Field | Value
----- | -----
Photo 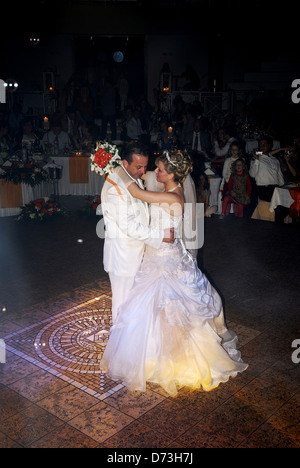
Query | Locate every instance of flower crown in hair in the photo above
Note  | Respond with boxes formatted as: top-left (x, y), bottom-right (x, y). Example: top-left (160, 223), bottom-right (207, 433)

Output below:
top-left (163, 150), bottom-right (177, 167)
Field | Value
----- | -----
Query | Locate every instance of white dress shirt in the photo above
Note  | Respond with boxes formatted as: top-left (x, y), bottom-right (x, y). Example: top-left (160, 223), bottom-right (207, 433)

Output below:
top-left (213, 137), bottom-right (237, 157)
top-left (42, 130), bottom-right (71, 151)
top-left (126, 117), bottom-right (143, 140)
top-left (249, 153), bottom-right (285, 187)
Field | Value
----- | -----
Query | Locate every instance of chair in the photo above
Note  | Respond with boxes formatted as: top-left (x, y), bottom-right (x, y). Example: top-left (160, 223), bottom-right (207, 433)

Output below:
top-left (251, 199), bottom-right (275, 222)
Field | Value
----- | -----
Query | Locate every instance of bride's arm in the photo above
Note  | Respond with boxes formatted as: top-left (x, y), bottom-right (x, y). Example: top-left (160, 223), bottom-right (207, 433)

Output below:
top-left (127, 181), bottom-right (183, 207)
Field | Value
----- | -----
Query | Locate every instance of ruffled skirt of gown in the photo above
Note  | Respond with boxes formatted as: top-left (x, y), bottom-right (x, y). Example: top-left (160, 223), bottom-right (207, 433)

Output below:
top-left (101, 241), bottom-right (248, 397)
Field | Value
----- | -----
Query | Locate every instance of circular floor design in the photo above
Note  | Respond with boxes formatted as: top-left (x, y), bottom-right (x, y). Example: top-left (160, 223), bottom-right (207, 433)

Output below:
top-left (34, 310), bottom-right (111, 374)
top-left (4, 293), bottom-right (124, 399)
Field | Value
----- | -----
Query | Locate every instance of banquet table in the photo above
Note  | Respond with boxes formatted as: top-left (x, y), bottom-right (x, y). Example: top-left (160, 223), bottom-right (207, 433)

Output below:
top-left (0, 154), bottom-right (104, 217)
top-left (51, 156), bottom-right (103, 196)
top-left (269, 186), bottom-right (295, 213)
top-left (0, 180), bottom-right (52, 217)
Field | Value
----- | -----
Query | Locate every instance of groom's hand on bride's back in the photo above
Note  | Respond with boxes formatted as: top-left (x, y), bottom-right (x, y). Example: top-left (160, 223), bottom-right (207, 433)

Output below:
top-left (163, 228), bottom-right (175, 244)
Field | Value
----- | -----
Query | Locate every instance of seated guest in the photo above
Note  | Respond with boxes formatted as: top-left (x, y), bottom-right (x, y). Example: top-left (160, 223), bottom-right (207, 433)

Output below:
top-left (157, 120), bottom-right (177, 151)
top-left (190, 119), bottom-right (211, 156)
top-left (21, 120), bottom-right (40, 152)
top-left (212, 126), bottom-right (237, 159)
top-left (249, 136), bottom-right (285, 202)
top-left (270, 145), bottom-right (300, 183)
top-left (77, 121), bottom-right (93, 152)
top-left (220, 159), bottom-right (252, 218)
top-left (284, 147), bottom-right (300, 181)
top-left (126, 107), bottom-right (144, 141)
top-left (42, 120), bottom-right (71, 154)
top-left (61, 107), bottom-right (83, 149)
top-left (211, 126), bottom-right (237, 176)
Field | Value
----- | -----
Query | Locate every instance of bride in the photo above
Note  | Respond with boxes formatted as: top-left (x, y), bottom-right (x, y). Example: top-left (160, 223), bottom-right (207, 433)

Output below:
top-left (100, 150), bottom-right (248, 397)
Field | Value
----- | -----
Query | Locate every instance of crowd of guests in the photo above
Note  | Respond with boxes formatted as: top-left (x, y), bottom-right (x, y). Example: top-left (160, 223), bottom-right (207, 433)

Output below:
top-left (0, 106), bottom-right (95, 163)
top-left (195, 134), bottom-right (300, 222)
top-left (1, 92), bottom-right (300, 222)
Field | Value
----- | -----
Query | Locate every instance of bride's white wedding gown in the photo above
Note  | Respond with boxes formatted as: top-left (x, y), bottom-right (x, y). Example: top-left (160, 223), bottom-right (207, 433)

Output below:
top-left (101, 204), bottom-right (248, 397)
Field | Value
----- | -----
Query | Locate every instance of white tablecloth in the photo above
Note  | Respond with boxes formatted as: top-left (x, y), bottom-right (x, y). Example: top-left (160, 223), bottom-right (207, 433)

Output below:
top-left (51, 157), bottom-right (104, 196)
top-left (0, 156), bottom-right (104, 217)
top-left (245, 139), bottom-right (280, 154)
top-left (269, 186), bottom-right (294, 212)
top-left (0, 182), bottom-right (52, 217)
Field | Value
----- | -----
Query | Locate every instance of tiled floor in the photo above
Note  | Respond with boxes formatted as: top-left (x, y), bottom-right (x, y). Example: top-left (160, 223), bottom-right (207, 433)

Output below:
top-left (2, 289), bottom-right (123, 400)
top-left (0, 210), bottom-right (299, 448)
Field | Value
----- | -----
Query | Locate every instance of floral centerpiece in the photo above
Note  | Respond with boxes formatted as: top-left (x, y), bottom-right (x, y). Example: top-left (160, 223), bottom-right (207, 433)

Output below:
top-left (1, 161), bottom-right (49, 187)
top-left (79, 195), bottom-right (103, 217)
top-left (90, 141), bottom-right (121, 178)
top-left (17, 198), bottom-right (65, 222)
top-left (87, 195), bottom-right (102, 213)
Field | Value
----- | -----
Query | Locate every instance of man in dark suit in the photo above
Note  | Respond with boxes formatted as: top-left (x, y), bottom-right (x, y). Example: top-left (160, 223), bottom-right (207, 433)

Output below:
top-left (191, 119), bottom-right (212, 155)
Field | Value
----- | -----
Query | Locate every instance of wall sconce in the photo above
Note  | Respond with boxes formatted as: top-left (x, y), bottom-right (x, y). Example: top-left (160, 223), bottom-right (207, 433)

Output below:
top-left (4, 79), bottom-right (19, 92)
top-left (30, 35), bottom-right (40, 45)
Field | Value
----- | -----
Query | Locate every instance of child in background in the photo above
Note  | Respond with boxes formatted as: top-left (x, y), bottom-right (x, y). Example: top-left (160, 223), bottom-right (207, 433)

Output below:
top-left (220, 158), bottom-right (252, 218)
top-left (222, 142), bottom-right (244, 183)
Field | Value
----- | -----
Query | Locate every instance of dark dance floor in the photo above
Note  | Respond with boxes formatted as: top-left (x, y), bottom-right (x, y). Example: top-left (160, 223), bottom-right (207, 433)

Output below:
top-left (0, 202), bottom-right (299, 448)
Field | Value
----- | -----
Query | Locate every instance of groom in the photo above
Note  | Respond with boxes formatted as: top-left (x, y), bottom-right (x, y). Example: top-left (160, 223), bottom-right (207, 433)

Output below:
top-left (101, 141), bottom-right (174, 323)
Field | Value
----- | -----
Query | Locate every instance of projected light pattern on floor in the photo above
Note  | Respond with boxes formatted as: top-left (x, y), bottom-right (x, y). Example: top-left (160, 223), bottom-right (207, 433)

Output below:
top-left (3, 294), bottom-right (124, 400)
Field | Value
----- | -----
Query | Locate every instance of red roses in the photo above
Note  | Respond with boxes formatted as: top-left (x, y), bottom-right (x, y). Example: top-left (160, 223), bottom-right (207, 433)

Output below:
top-left (18, 198), bottom-right (64, 222)
top-left (94, 148), bottom-right (113, 169)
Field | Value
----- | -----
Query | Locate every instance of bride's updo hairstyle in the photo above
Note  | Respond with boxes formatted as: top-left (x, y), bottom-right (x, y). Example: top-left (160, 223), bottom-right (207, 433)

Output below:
top-left (156, 150), bottom-right (193, 185)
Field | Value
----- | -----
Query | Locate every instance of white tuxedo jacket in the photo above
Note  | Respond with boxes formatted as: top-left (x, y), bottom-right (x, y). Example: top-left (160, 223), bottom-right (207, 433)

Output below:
top-left (101, 165), bottom-right (164, 277)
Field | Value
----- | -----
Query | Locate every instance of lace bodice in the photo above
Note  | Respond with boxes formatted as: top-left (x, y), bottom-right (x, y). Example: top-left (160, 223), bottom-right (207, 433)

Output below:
top-left (145, 204), bottom-right (184, 257)
top-left (150, 203), bottom-right (182, 235)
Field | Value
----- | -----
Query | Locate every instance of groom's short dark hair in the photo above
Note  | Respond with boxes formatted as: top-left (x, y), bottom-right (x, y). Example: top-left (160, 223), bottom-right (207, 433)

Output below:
top-left (122, 141), bottom-right (149, 164)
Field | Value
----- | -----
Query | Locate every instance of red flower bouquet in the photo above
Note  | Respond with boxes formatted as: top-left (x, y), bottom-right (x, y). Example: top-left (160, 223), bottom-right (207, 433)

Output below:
top-left (90, 142), bottom-right (121, 178)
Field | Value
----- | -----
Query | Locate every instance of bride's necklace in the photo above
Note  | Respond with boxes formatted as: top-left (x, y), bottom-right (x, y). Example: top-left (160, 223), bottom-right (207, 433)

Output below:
top-left (166, 184), bottom-right (180, 193)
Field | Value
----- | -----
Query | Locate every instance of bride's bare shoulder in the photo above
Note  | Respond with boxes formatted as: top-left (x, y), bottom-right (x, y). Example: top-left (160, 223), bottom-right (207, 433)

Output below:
top-left (155, 197), bottom-right (184, 217)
